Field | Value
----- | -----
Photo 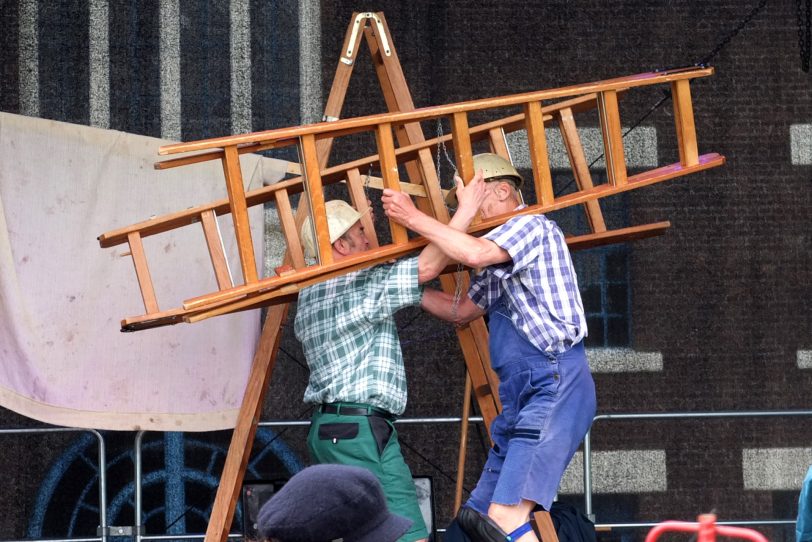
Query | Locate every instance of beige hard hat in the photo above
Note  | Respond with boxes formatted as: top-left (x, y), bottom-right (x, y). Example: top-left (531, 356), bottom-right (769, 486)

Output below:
top-left (300, 200), bottom-right (368, 258)
top-left (444, 153), bottom-right (523, 207)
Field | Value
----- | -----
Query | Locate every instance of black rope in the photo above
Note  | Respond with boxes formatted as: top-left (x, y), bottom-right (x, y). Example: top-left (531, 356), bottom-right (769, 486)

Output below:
top-left (799, 0), bottom-right (812, 72)
top-left (553, 0), bottom-right (769, 199)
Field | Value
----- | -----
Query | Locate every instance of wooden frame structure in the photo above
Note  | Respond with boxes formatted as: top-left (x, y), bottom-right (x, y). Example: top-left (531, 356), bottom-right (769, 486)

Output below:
top-left (98, 12), bottom-right (724, 542)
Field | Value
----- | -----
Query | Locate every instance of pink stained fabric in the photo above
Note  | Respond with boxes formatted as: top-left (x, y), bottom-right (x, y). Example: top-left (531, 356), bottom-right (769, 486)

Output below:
top-left (0, 113), bottom-right (289, 431)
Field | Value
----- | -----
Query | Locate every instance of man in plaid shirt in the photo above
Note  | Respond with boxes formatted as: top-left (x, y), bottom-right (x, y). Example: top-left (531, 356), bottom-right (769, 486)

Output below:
top-left (295, 188), bottom-right (485, 542)
top-left (383, 154), bottom-right (596, 542)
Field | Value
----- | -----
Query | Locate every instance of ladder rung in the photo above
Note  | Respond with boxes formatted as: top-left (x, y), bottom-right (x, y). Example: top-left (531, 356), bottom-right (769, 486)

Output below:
top-left (375, 122), bottom-right (409, 245)
top-left (221, 145), bottom-right (259, 283)
top-left (346, 168), bottom-right (380, 249)
top-left (273, 189), bottom-right (306, 270)
top-left (200, 210), bottom-right (234, 290)
top-left (126, 232), bottom-right (159, 314)
top-left (598, 90), bottom-right (627, 187)
top-left (671, 79), bottom-right (699, 167)
top-left (524, 101), bottom-right (555, 205)
top-left (557, 107), bottom-right (607, 233)
top-left (450, 111), bottom-right (474, 181)
top-left (299, 133), bottom-right (333, 265)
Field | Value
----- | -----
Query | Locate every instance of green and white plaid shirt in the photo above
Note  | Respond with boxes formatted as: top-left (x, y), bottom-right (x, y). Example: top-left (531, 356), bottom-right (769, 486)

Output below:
top-left (294, 257), bottom-right (423, 416)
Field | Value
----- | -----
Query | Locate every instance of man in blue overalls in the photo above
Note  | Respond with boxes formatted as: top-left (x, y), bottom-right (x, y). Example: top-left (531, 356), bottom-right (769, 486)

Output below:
top-left (383, 153), bottom-right (596, 542)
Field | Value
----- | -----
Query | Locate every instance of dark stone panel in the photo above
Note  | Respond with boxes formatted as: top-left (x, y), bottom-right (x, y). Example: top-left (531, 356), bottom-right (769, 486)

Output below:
top-left (251, 0), bottom-right (299, 162)
top-left (108, 1), bottom-right (161, 136)
top-left (180, 1), bottom-right (231, 141)
top-left (38, 0), bottom-right (89, 124)
top-left (0, 0), bottom-right (20, 112)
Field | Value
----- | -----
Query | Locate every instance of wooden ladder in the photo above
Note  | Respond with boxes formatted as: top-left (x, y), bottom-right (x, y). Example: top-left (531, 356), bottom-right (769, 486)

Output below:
top-left (98, 13), bottom-right (724, 542)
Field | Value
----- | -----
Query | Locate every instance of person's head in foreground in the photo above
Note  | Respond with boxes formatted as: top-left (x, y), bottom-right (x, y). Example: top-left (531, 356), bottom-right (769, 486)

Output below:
top-left (257, 464), bottom-right (413, 542)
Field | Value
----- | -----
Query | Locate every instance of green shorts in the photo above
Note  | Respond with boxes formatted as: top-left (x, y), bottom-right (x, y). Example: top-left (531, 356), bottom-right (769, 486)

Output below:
top-left (308, 404), bottom-right (428, 542)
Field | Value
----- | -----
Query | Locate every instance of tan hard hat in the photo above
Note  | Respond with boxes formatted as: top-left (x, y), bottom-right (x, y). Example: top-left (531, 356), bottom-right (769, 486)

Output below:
top-left (444, 153), bottom-right (523, 207)
top-left (300, 200), bottom-right (367, 258)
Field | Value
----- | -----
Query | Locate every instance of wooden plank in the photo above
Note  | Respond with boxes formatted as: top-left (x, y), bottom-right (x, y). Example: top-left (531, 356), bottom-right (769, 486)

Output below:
top-left (558, 107), bottom-right (607, 233)
top-left (524, 101), bottom-right (555, 205)
top-left (375, 122), bottom-right (409, 245)
top-left (273, 189), bottom-right (306, 269)
top-left (346, 168), bottom-right (380, 249)
top-left (200, 210), bottom-right (233, 290)
top-left (299, 133), bottom-right (333, 265)
top-left (203, 303), bottom-right (288, 542)
top-left (671, 79), bottom-right (699, 167)
top-left (566, 221), bottom-right (670, 251)
top-left (353, 174), bottom-right (429, 197)
top-left (316, 12), bottom-right (368, 166)
top-left (534, 511), bottom-right (560, 542)
top-left (157, 67), bottom-right (715, 156)
top-left (598, 90), bottom-right (627, 187)
top-left (454, 374), bottom-right (472, 513)
top-left (221, 146), bottom-right (258, 283)
top-left (127, 232), bottom-right (159, 314)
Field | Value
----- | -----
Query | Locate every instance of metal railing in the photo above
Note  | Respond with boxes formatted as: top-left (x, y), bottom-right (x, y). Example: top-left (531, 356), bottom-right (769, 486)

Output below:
top-left (584, 409), bottom-right (812, 531)
top-left (2, 410), bottom-right (808, 542)
top-left (0, 427), bottom-right (107, 542)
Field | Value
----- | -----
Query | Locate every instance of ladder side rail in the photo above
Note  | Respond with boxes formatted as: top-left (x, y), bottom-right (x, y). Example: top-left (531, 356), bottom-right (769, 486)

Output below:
top-left (363, 13), bottom-right (446, 219)
top-left (299, 134), bottom-right (333, 265)
top-left (200, 210), bottom-right (234, 289)
top-left (671, 79), bottom-right (700, 167)
top-left (597, 90), bottom-right (628, 187)
top-left (99, 175), bottom-right (304, 248)
top-left (141, 220), bottom-right (672, 330)
top-left (346, 168), bottom-right (381, 249)
top-left (315, 12), bottom-right (369, 167)
top-left (126, 232), bottom-right (160, 314)
top-left (153, 91), bottom-right (601, 174)
top-left (556, 107), bottom-right (608, 233)
top-left (157, 68), bottom-right (715, 157)
top-left (524, 100), bottom-right (556, 206)
top-left (177, 152), bottom-right (724, 314)
top-left (221, 146), bottom-right (259, 283)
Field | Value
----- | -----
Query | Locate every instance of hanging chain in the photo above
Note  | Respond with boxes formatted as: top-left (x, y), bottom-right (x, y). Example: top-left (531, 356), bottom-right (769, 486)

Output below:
top-left (450, 263), bottom-right (465, 324)
top-left (363, 164), bottom-right (373, 203)
top-left (798, 0), bottom-right (811, 72)
top-left (435, 118), bottom-right (458, 191)
top-left (434, 118), bottom-right (466, 320)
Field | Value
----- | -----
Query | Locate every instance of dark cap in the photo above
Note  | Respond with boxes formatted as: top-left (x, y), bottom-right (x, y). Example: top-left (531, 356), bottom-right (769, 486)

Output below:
top-left (257, 464), bottom-right (413, 542)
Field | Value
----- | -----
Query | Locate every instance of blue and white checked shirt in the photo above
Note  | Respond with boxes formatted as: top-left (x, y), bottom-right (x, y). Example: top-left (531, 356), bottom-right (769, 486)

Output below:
top-left (294, 257), bottom-right (423, 416)
top-left (468, 213), bottom-right (587, 354)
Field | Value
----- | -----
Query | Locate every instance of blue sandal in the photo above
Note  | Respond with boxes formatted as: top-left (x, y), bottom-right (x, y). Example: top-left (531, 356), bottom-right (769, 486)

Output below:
top-left (457, 506), bottom-right (535, 542)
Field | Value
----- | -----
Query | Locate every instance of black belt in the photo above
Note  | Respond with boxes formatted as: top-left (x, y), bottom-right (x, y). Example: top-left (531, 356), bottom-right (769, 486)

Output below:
top-left (319, 403), bottom-right (396, 420)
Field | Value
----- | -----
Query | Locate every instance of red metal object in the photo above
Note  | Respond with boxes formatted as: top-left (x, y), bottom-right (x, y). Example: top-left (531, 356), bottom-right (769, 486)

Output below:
top-left (645, 514), bottom-right (769, 542)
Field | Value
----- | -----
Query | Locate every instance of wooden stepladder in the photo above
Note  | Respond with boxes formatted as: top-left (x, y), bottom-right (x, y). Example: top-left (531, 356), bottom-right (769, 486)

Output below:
top-left (98, 12), bottom-right (725, 542)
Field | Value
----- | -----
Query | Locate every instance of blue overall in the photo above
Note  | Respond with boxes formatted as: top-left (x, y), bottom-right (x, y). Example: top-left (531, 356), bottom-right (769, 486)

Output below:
top-left (466, 299), bottom-right (597, 513)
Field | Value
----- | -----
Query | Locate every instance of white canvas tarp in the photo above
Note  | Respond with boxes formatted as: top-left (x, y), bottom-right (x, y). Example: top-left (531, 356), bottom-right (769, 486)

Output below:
top-left (0, 112), bottom-right (289, 431)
